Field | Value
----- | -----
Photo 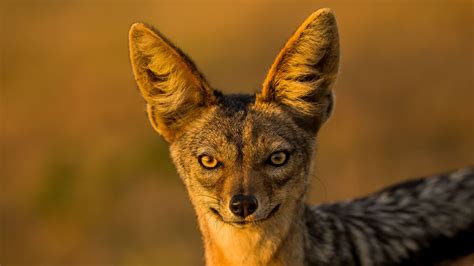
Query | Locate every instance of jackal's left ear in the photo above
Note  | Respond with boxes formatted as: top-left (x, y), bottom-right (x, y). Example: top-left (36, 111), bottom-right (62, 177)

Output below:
top-left (257, 8), bottom-right (339, 130)
top-left (129, 23), bottom-right (216, 142)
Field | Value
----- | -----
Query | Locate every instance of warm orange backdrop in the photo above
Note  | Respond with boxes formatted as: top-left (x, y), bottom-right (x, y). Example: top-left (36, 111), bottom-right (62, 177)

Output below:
top-left (1, 1), bottom-right (473, 265)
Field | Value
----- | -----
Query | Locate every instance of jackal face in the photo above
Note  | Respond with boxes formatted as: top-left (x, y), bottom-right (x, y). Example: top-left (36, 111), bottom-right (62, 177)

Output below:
top-left (129, 9), bottom-right (339, 228)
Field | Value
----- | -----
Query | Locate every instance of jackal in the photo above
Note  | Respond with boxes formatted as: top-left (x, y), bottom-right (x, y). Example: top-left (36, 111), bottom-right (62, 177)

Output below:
top-left (128, 8), bottom-right (474, 266)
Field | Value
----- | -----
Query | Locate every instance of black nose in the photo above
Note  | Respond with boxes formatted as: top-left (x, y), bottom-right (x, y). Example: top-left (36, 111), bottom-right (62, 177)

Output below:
top-left (229, 194), bottom-right (258, 218)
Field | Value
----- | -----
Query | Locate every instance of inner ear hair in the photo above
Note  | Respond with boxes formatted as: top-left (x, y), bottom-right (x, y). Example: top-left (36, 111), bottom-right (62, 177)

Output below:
top-left (129, 23), bottom-right (216, 142)
top-left (257, 8), bottom-right (340, 125)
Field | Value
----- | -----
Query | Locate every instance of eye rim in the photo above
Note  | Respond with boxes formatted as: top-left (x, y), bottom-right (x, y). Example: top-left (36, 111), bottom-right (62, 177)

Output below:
top-left (267, 151), bottom-right (290, 167)
top-left (198, 154), bottom-right (221, 169)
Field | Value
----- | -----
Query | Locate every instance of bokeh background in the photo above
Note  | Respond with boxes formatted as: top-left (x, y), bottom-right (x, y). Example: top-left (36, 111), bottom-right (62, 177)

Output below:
top-left (1, 0), bottom-right (473, 265)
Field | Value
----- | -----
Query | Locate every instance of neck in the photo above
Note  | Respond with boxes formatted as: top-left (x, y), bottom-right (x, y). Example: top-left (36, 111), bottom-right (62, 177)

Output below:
top-left (196, 203), bottom-right (307, 266)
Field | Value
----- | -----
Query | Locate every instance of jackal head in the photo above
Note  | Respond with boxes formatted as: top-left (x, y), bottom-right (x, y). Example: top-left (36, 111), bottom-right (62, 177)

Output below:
top-left (129, 9), bottom-right (339, 229)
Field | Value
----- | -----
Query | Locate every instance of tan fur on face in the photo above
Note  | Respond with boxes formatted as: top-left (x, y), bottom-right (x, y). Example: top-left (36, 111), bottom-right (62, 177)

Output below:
top-left (257, 8), bottom-right (339, 124)
top-left (201, 206), bottom-right (306, 266)
top-left (129, 8), bottom-right (340, 266)
top-left (168, 101), bottom-right (314, 266)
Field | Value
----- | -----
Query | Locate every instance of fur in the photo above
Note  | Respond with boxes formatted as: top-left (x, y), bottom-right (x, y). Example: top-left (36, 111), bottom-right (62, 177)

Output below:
top-left (128, 8), bottom-right (474, 266)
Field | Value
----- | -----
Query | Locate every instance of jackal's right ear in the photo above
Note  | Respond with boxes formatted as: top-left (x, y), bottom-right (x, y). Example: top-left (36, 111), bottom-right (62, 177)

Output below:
top-left (129, 23), bottom-right (216, 142)
top-left (257, 8), bottom-right (339, 132)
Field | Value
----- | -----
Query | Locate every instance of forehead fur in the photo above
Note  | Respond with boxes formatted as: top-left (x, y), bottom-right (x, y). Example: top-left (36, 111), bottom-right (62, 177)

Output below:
top-left (172, 92), bottom-right (314, 159)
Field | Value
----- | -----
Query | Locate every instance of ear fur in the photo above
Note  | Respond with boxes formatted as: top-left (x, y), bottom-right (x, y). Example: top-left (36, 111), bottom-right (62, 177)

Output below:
top-left (257, 8), bottom-right (340, 129)
top-left (129, 23), bottom-right (216, 142)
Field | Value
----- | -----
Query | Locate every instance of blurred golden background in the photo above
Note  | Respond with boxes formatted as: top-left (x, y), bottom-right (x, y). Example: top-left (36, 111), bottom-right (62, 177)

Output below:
top-left (1, 0), bottom-right (473, 265)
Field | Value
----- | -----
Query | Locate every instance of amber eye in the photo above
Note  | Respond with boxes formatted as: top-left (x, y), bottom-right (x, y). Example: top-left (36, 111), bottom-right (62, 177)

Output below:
top-left (199, 155), bottom-right (219, 169)
top-left (268, 151), bottom-right (288, 166)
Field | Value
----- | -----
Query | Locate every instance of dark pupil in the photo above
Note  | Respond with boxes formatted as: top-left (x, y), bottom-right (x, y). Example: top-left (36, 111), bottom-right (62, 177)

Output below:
top-left (273, 154), bottom-right (283, 162)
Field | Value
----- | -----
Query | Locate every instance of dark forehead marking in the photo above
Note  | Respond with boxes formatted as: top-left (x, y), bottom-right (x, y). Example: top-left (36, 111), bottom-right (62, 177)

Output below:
top-left (215, 93), bottom-right (255, 116)
top-left (213, 93), bottom-right (255, 162)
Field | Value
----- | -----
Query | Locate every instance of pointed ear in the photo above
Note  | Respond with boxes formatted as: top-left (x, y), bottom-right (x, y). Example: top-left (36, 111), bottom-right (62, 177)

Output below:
top-left (129, 23), bottom-right (216, 142)
top-left (257, 8), bottom-right (340, 131)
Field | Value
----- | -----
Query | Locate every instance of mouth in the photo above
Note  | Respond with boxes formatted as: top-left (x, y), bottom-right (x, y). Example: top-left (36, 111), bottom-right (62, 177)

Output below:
top-left (209, 204), bottom-right (281, 226)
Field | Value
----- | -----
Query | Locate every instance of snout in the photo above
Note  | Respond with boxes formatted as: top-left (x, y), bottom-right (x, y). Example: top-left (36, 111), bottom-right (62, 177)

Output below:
top-left (229, 194), bottom-right (258, 218)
